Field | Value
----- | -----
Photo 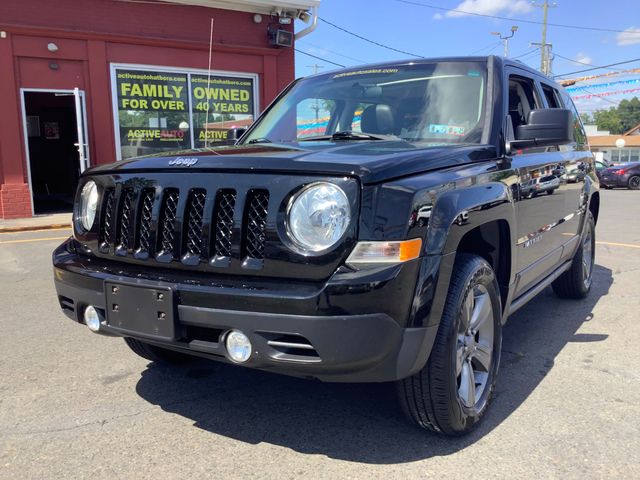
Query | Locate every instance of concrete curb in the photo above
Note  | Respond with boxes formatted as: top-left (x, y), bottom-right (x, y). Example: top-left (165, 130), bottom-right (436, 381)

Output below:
top-left (0, 223), bottom-right (72, 233)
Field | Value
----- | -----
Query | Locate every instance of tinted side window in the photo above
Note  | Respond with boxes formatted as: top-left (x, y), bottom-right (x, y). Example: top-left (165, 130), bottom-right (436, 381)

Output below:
top-left (560, 92), bottom-right (587, 146)
top-left (541, 84), bottom-right (562, 108)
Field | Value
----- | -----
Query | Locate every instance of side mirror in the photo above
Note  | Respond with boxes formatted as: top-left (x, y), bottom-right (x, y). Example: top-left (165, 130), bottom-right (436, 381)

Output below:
top-left (509, 108), bottom-right (573, 151)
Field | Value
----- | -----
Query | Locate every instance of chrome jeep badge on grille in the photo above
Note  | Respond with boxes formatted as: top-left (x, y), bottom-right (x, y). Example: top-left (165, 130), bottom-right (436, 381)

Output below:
top-left (168, 157), bottom-right (199, 167)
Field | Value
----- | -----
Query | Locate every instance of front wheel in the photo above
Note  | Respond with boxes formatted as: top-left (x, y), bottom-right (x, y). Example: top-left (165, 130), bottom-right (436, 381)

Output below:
top-left (552, 210), bottom-right (595, 299)
top-left (629, 176), bottom-right (640, 190)
top-left (397, 254), bottom-right (502, 435)
top-left (546, 189), bottom-right (554, 195)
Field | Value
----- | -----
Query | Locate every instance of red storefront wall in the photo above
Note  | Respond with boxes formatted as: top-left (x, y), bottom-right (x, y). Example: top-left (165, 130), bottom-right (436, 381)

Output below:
top-left (0, 0), bottom-right (294, 218)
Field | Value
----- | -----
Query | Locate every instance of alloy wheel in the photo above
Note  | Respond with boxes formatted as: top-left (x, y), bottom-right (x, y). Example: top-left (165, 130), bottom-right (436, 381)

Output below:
top-left (456, 284), bottom-right (494, 410)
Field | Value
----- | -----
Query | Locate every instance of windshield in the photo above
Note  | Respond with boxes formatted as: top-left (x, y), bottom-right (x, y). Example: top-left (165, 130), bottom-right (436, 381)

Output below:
top-left (243, 61), bottom-right (488, 146)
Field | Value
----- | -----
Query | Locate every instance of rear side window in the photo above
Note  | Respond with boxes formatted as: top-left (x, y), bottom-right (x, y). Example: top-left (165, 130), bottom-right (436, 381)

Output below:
top-left (541, 84), bottom-right (563, 108)
top-left (560, 92), bottom-right (587, 146)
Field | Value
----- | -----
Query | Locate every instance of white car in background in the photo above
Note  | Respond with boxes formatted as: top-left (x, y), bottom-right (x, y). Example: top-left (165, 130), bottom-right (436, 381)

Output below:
top-left (522, 174), bottom-right (560, 198)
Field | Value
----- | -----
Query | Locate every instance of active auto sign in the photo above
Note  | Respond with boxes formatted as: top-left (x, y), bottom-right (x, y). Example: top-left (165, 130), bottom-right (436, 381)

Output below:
top-left (113, 66), bottom-right (257, 160)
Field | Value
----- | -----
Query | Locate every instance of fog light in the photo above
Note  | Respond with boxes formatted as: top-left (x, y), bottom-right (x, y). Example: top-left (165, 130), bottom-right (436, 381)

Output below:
top-left (225, 330), bottom-right (252, 363)
top-left (84, 306), bottom-right (100, 332)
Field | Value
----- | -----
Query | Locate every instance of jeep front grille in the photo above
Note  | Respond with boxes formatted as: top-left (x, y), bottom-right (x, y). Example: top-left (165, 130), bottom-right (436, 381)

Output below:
top-left (136, 189), bottom-right (155, 257)
top-left (157, 189), bottom-right (179, 262)
top-left (244, 190), bottom-right (269, 261)
top-left (97, 184), bottom-right (270, 268)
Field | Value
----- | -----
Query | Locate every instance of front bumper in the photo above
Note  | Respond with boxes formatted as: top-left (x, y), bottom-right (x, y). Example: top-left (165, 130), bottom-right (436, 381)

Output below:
top-left (53, 239), bottom-right (438, 382)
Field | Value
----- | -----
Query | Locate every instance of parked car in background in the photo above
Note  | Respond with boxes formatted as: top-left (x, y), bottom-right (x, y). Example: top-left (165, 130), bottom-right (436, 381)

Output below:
top-left (599, 162), bottom-right (640, 190)
top-left (522, 174), bottom-right (560, 198)
top-left (566, 164), bottom-right (586, 183)
top-left (595, 159), bottom-right (610, 180)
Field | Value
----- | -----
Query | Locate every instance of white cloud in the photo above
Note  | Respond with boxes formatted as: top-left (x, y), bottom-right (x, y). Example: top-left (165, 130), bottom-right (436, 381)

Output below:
top-left (437, 0), bottom-right (533, 19)
top-left (575, 52), bottom-right (592, 65)
top-left (617, 27), bottom-right (640, 46)
top-left (433, 13), bottom-right (444, 20)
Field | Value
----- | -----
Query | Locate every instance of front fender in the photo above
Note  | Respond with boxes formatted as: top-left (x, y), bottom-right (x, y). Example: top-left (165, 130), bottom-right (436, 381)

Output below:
top-left (424, 181), bottom-right (516, 255)
top-left (409, 181), bottom-right (517, 330)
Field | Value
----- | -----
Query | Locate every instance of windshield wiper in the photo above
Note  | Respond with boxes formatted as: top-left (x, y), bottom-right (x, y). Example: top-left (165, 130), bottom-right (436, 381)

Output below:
top-left (299, 130), bottom-right (400, 142)
top-left (247, 137), bottom-right (272, 144)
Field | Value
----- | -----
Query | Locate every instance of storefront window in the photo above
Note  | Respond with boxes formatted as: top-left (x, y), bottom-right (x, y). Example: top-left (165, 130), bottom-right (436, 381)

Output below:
top-left (190, 74), bottom-right (255, 149)
top-left (112, 66), bottom-right (257, 160)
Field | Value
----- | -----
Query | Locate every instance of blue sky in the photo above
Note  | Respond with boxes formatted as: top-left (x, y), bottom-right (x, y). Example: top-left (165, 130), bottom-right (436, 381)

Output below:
top-left (294, 0), bottom-right (640, 115)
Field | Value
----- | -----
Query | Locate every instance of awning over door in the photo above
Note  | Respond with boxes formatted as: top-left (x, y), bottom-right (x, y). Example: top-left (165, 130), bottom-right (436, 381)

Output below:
top-left (159, 0), bottom-right (320, 15)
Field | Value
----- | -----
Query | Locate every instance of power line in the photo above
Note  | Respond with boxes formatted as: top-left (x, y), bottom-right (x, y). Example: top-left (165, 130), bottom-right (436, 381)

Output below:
top-left (318, 18), bottom-right (425, 58)
top-left (554, 58), bottom-right (640, 78)
top-left (553, 52), bottom-right (623, 72)
top-left (298, 40), bottom-right (366, 64)
top-left (394, 0), bottom-right (629, 33)
top-left (468, 40), bottom-right (502, 56)
top-left (511, 46), bottom-right (541, 60)
top-left (294, 48), bottom-right (346, 68)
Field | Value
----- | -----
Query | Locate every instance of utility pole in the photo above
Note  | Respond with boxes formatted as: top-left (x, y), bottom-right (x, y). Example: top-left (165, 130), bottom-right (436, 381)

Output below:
top-left (491, 26), bottom-right (518, 57)
top-left (307, 64), bottom-right (324, 75)
top-left (532, 0), bottom-right (556, 74)
top-left (307, 64), bottom-right (324, 121)
top-left (531, 42), bottom-right (554, 75)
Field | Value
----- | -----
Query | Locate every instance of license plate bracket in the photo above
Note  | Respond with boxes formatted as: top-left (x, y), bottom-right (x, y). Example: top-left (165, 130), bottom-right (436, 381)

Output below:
top-left (105, 282), bottom-right (176, 340)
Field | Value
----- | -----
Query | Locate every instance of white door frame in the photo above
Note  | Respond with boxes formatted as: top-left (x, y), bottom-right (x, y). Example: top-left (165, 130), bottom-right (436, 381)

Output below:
top-left (19, 88), bottom-right (90, 216)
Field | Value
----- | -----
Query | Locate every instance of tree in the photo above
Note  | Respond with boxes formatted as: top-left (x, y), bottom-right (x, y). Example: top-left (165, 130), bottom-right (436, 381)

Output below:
top-left (579, 112), bottom-right (593, 125)
top-left (591, 96), bottom-right (640, 134)
top-left (593, 108), bottom-right (623, 134)
top-left (617, 97), bottom-right (640, 132)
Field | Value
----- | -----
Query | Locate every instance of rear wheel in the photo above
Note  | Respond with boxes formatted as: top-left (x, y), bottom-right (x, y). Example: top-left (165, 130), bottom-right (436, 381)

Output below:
top-left (124, 337), bottom-right (194, 365)
top-left (552, 211), bottom-right (595, 299)
top-left (629, 176), bottom-right (640, 190)
top-left (546, 189), bottom-right (554, 195)
top-left (397, 254), bottom-right (502, 436)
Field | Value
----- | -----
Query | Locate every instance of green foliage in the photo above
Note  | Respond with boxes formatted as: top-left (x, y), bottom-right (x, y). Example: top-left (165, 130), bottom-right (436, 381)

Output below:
top-left (579, 112), bottom-right (593, 125)
top-left (593, 108), bottom-right (622, 134)
top-left (591, 96), bottom-right (640, 135)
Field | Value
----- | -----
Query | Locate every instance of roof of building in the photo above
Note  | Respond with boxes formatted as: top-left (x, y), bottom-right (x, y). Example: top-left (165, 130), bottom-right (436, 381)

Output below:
top-left (623, 123), bottom-right (640, 136)
top-left (160, 0), bottom-right (320, 14)
top-left (588, 135), bottom-right (640, 147)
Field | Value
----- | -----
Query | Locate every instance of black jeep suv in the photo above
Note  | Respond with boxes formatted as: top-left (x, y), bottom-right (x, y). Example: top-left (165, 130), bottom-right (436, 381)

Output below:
top-left (53, 56), bottom-right (599, 436)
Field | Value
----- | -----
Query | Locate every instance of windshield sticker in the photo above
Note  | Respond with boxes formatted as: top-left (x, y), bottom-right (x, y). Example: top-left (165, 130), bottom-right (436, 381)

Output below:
top-left (428, 124), bottom-right (466, 136)
top-left (467, 70), bottom-right (481, 77)
top-left (332, 68), bottom-right (399, 79)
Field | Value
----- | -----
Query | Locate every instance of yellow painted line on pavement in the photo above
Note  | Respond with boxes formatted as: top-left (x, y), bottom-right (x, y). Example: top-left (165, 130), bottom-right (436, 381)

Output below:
top-left (597, 241), bottom-right (640, 249)
top-left (0, 236), bottom-right (69, 245)
top-left (0, 226), bottom-right (71, 235)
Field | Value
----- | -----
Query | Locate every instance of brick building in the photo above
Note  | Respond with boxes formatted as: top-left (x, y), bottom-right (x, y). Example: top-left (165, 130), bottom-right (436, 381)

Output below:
top-left (0, 0), bottom-right (318, 218)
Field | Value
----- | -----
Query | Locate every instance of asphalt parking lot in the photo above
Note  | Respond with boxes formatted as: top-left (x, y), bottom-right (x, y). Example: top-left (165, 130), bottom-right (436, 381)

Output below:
top-left (1, 189), bottom-right (639, 479)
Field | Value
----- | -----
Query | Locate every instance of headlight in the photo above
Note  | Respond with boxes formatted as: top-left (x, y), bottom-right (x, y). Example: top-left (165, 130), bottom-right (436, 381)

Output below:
top-left (287, 182), bottom-right (351, 253)
top-left (79, 180), bottom-right (99, 231)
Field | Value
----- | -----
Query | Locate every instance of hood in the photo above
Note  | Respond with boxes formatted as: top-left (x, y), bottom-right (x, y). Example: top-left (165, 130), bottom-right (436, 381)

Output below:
top-left (87, 141), bottom-right (497, 184)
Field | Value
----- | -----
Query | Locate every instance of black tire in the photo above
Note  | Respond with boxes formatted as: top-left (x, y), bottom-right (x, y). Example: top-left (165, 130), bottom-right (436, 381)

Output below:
top-left (552, 210), bottom-right (595, 299)
top-left (628, 175), bottom-right (640, 190)
top-left (397, 254), bottom-right (502, 436)
top-left (546, 189), bottom-right (554, 195)
top-left (124, 337), bottom-right (194, 365)
top-left (602, 185), bottom-right (612, 190)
